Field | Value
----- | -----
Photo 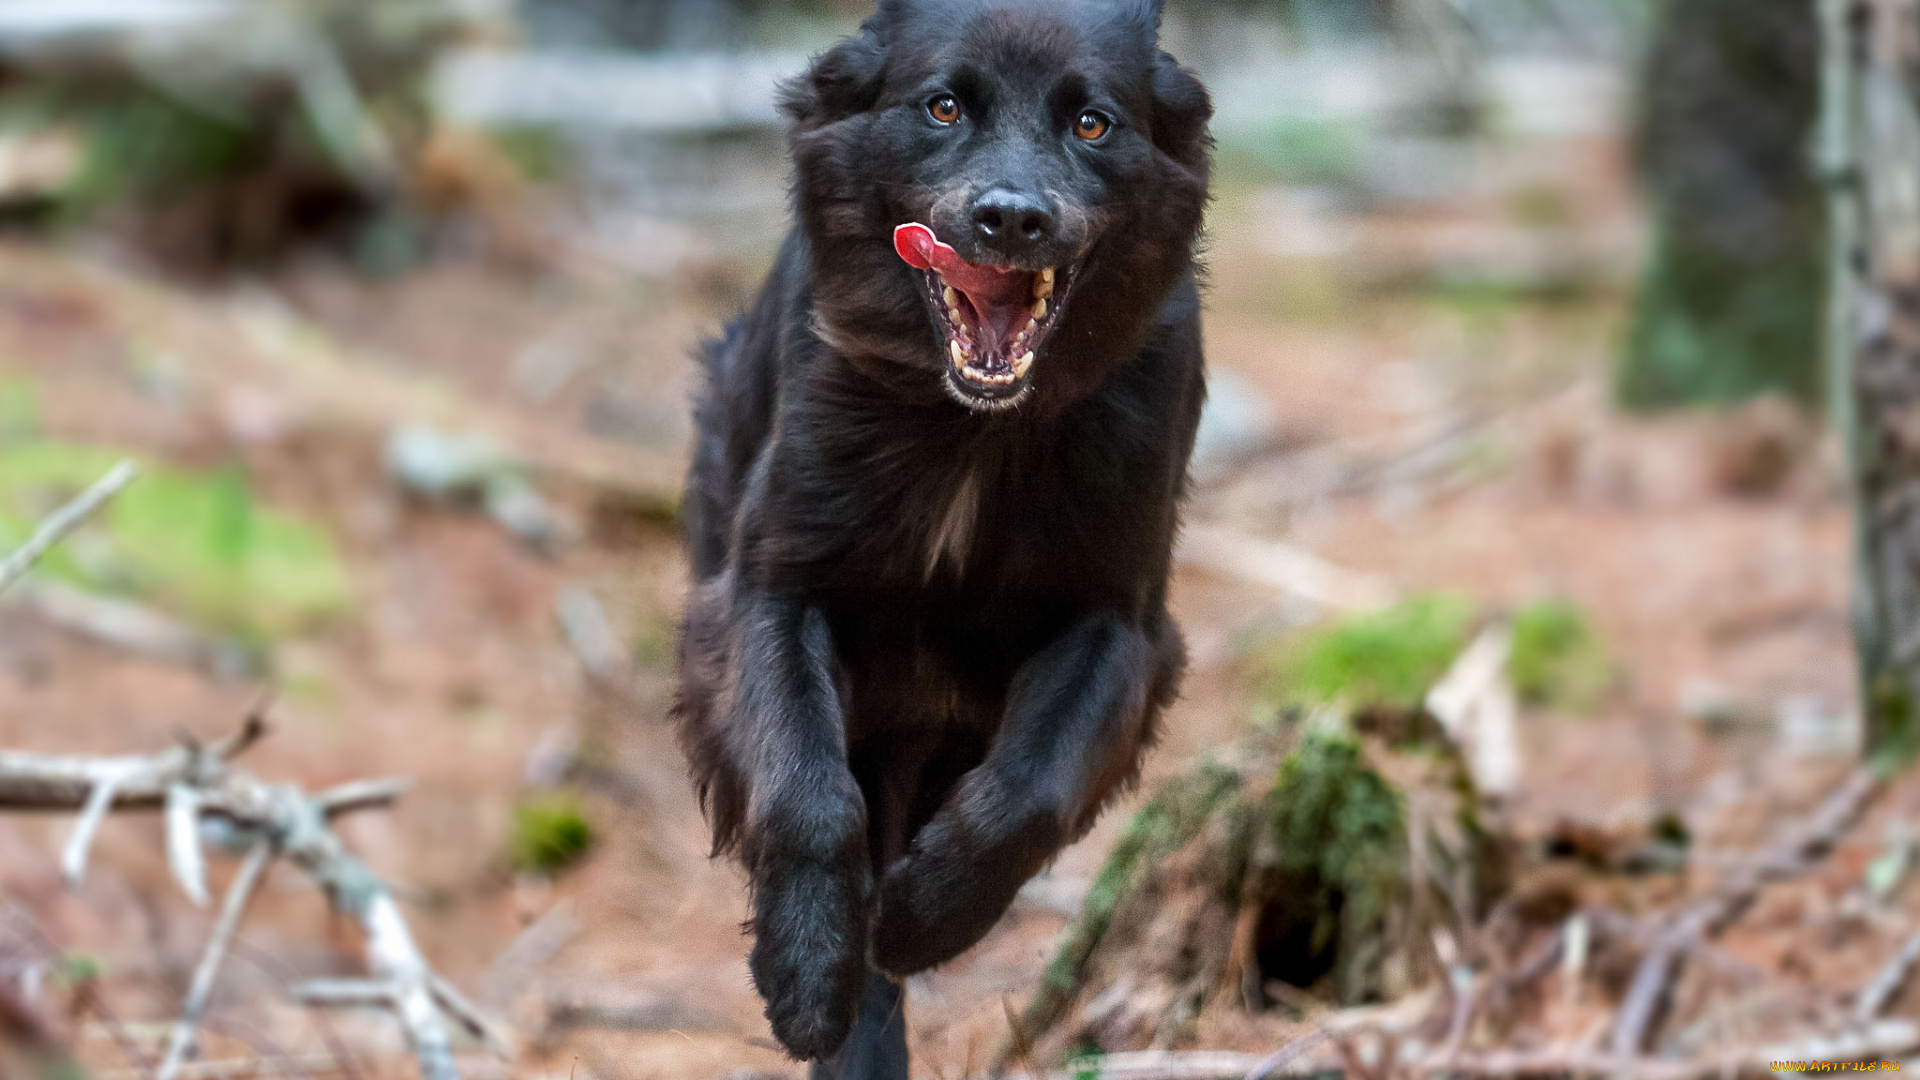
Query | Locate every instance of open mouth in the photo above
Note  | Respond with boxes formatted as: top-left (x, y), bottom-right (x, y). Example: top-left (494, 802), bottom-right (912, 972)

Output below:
top-left (894, 223), bottom-right (1073, 408)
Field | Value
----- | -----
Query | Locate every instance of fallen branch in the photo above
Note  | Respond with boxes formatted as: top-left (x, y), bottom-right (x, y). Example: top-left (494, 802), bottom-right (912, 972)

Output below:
top-left (0, 718), bottom-right (500, 1080)
top-left (990, 1018), bottom-right (1920, 1080)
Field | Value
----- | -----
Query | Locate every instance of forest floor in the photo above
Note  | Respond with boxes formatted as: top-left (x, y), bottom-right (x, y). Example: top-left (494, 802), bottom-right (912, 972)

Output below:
top-left (0, 133), bottom-right (1890, 1079)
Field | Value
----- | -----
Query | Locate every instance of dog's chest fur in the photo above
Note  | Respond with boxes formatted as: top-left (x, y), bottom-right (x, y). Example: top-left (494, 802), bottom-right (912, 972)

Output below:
top-left (923, 466), bottom-right (981, 581)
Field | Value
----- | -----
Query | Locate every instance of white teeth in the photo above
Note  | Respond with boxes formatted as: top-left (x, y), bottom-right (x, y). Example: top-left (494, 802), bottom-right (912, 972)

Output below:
top-left (1024, 317), bottom-right (1038, 335)
top-left (949, 339), bottom-right (966, 367)
top-left (943, 286), bottom-right (959, 309)
top-left (1013, 351), bottom-right (1034, 377)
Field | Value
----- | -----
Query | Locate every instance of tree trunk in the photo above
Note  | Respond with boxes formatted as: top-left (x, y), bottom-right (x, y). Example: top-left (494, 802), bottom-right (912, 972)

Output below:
top-left (1822, 0), bottom-right (1920, 758)
top-left (1621, 0), bottom-right (1825, 409)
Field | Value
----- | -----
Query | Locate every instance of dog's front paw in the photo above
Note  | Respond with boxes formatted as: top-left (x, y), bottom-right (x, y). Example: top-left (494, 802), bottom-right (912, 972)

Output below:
top-left (870, 852), bottom-right (986, 976)
top-left (750, 858), bottom-right (871, 1060)
top-left (870, 808), bottom-right (1052, 976)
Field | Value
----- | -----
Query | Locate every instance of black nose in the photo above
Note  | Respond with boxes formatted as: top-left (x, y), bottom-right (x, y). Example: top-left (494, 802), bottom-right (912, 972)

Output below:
top-left (970, 189), bottom-right (1055, 255)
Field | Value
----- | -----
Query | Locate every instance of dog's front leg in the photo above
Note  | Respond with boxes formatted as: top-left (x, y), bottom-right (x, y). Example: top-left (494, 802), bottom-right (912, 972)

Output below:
top-left (869, 612), bottom-right (1175, 975)
top-left (731, 593), bottom-right (872, 1061)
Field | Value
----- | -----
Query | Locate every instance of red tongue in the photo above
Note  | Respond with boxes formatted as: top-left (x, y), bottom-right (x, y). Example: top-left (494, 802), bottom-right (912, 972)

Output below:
top-left (893, 223), bottom-right (1031, 308)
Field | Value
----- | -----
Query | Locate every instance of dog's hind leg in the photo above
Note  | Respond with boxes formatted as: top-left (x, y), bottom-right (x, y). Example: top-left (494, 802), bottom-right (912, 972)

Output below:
top-left (809, 970), bottom-right (908, 1080)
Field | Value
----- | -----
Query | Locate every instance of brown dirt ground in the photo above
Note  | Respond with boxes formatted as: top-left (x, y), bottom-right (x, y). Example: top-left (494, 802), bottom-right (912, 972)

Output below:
top-left (0, 130), bottom-right (1895, 1079)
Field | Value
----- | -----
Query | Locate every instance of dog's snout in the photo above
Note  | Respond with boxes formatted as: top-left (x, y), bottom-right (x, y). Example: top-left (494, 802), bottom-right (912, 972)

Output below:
top-left (970, 189), bottom-right (1055, 256)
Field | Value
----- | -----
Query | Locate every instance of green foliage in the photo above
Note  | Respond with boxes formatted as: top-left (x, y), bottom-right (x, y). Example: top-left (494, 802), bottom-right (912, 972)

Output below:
top-left (1261, 595), bottom-right (1474, 710)
top-left (509, 793), bottom-right (595, 875)
top-left (1507, 599), bottom-right (1610, 711)
top-left (1268, 730), bottom-right (1407, 1002)
top-left (0, 442), bottom-right (349, 637)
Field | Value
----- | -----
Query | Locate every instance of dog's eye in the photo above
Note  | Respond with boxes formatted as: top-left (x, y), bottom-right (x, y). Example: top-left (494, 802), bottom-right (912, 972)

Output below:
top-left (1074, 110), bottom-right (1111, 142)
top-left (928, 95), bottom-right (963, 125)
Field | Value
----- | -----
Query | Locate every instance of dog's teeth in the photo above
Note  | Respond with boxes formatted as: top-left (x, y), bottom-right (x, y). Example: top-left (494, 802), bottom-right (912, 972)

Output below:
top-left (1013, 351), bottom-right (1034, 376)
top-left (950, 339), bottom-right (966, 367)
top-left (1024, 317), bottom-right (1038, 335)
top-left (1031, 299), bottom-right (1047, 320)
top-left (1040, 267), bottom-right (1054, 286)
top-left (943, 286), bottom-right (959, 309)
top-left (1032, 276), bottom-right (1053, 301)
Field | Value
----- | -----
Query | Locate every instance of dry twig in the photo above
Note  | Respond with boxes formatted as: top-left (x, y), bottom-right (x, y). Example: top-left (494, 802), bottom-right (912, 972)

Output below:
top-left (1609, 767), bottom-right (1881, 1055)
top-left (1857, 927), bottom-right (1920, 1022)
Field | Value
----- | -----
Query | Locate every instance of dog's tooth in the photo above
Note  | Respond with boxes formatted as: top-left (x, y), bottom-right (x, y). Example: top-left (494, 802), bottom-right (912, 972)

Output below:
top-left (1031, 298), bottom-right (1047, 320)
top-left (943, 286), bottom-right (959, 309)
top-left (950, 339), bottom-right (965, 367)
top-left (1024, 317), bottom-right (1038, 335)
top-left (1013, 350), bottom-right (1034, 376)
top-left (1032, 276), bottom-right (1053, 301)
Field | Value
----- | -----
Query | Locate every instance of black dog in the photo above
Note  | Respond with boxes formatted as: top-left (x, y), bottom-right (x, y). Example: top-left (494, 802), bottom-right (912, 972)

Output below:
top-left (676, 1), bottom-right (1211, 1075)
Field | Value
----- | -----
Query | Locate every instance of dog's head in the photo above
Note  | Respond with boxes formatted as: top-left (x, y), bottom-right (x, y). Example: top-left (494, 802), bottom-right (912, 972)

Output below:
top-left (783, 0), bottom-right (1211, 412)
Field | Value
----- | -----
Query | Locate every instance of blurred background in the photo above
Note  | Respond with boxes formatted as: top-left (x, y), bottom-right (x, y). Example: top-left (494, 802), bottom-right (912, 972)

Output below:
top-left (0, 1), bottom-right (1882, 1078)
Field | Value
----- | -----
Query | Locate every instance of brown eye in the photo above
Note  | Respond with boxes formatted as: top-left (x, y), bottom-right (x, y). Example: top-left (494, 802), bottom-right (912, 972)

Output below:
top-left (1075, 110), bottom-right (1111, 141)
top-left (929, 95), bottom-right (962, 125)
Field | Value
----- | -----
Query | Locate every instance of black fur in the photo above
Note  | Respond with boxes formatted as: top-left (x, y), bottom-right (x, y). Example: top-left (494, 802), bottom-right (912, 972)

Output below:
top-left (676, 0), bottom-right (1211, 1071)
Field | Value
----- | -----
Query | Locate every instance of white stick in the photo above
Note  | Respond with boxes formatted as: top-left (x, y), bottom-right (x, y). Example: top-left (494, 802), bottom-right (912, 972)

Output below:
top-left (166, 783), bottom-right (210, 907)
top-left (61, 769), bottom-right (127, 889)
top-left (364, 892), bottom-right (459, 1080)
top-left (0, 460), bottom-right (138, 593)
top-left (159, 840), bottom-right (274, 1080)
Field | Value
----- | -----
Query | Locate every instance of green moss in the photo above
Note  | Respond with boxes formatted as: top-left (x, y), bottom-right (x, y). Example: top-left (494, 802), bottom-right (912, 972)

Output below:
top-left (1028, 759), bottom-right (1241, 1029)
top-left (1507, 600), bottom-right (1610, 711)
top-left (1261, 596), bottom-right (1474, 710)
top-left (1871, 674), bottom-right (1920, 775)
top-left (1267, 731), bottom-right (1407, 1004)
top-left (509, 793), bottom-right (595, 875)
top-left (0, 442), bottom-right (349, 637)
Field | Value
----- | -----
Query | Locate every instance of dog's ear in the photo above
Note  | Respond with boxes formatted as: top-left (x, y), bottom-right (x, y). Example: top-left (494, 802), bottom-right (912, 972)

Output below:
top-left (1148, 50), bottom-right (1212, 168)
top-left (780, 28), bottom-right (888, 129)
